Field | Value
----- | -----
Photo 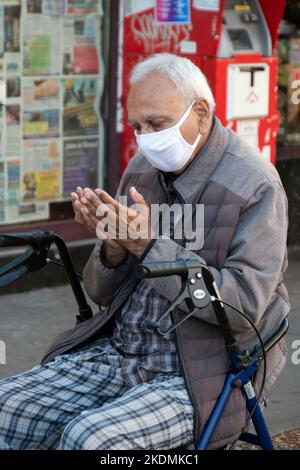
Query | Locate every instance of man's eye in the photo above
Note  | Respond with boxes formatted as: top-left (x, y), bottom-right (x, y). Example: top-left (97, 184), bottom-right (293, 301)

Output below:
top-left (152, 122), bottom-right (164, 130)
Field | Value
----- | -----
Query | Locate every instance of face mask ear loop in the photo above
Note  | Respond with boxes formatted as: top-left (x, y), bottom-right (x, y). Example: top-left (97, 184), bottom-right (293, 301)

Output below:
top-left (175, 100), bottom-right (196, 129)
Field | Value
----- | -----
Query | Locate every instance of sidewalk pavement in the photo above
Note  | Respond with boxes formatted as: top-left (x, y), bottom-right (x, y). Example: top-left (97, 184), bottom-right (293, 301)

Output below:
top-left (0, 251), bottom-right (299, 443)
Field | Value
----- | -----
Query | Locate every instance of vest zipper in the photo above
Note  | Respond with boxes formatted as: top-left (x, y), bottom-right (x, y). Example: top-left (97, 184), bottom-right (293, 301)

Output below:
top-left (158, 171), bottom-right (199, 444)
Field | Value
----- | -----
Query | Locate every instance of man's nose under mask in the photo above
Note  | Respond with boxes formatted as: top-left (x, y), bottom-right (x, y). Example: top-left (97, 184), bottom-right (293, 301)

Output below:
top-left (135, 100), bottom-right (201, 173)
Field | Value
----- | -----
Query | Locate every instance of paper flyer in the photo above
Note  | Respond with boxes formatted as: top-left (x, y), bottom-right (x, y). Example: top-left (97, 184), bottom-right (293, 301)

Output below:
top-left (63, 138), bottom-right (98, 197)
top-left (63, 77), bottom-right (98, 137)
top-left (22, 15), bottom-right (61, 76)
top-left (22, 139), bottom-right (61, 201)
top-left (4, 157), bottom-right (50, 224)
top-left (23, 77), bottom-right (60, 109)
top-left (63, 16), bottom-right (100, 75)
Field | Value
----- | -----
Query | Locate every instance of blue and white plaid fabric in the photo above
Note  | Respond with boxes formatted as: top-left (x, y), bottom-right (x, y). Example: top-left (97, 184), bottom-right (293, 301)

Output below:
top-left (111, 280), bottom-right (180, 387)
top-left (0, 338), bottom-right (194, 450)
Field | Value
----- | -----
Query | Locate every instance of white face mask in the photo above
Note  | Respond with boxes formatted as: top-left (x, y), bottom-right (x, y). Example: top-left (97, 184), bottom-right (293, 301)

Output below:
top-left (134, 100), bottom-right (201, 172)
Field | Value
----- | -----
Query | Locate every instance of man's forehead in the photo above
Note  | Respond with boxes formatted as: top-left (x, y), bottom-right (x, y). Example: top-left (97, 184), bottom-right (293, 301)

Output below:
top-left (127, 88), bottom-right (185, 122)
top-left (127, 73), bottom-right (184, 104)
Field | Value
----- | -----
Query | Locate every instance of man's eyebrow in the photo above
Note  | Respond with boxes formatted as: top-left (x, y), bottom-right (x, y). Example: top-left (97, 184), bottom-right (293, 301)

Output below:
top-left (128, 115), bottom-right (172, 125)
top-left (144, 114), bottom-right (172, 121)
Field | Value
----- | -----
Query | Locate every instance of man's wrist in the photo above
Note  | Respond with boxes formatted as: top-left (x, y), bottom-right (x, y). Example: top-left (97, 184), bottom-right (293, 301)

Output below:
top-left (100, 243), bottom-right (129, 269)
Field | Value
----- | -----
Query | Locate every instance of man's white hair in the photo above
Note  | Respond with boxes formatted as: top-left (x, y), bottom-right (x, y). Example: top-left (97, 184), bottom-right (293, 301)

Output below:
top-left (129, 53), bottom-right (215, 112)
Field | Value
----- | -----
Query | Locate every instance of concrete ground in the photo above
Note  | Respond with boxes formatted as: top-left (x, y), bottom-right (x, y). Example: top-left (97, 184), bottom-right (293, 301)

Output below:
top-left (0, 252), bottom-right (299, 438)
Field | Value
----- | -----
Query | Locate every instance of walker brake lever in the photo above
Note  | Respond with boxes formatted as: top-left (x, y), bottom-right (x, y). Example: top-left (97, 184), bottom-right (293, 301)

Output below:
top-left (156, 266), bottom-right (211, 336)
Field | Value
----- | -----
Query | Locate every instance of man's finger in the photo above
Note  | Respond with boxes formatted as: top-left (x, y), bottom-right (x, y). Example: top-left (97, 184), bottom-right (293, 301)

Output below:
top-left (95, 188), bottom-right (120, 211)
top-left (130, 186), bottom-right (147, 206)
top-left (80, 204), bottom-right (89, 215)
top-left (83, 188), bottom-right (102, 209)
top-left (71, 192), bottom-right (78, 201)
top-left (96, 188), bottom-right (137, 218)
top-left (77, 186), bottom-right (83, 198)
top-left (74, 199), bottom-right (83, 209)
top-left (80, 207), bottom-right (99, 232)
top-left (80, 197), bottom-right (97, 215)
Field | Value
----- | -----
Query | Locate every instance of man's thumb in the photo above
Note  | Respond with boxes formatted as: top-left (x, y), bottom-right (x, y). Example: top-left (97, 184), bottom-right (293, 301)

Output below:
top-left (130, 186), bottom-right (146, 205)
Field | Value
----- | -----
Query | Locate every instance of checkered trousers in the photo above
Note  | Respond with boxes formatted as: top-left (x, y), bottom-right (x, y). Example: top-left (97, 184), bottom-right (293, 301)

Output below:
top-left (0, 337), bottom-right (194, 450)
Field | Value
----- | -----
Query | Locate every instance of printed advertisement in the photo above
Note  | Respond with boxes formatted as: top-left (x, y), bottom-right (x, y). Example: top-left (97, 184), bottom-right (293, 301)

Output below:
top-left (4, 158), bottom-right (49, 224)
top-left (23, 77), bottom-right (60, 109)
top-left (22, 78), bottom-right (60, 139)
top-left (63, 138), bottom-right (98, 197)
top-left (63, 77), bottom-right (98, 137)
top-left (22, 15), bottom-right (61, 76)
top-left (63, 16), bottom-right (100, 75)
top-left (23, 109), bottom-right (60, 139)
top-left (22, 139), bottom-right (61, 201)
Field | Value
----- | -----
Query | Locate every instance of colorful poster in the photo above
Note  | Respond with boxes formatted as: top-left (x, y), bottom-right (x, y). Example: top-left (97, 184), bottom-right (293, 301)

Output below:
top-left (63, 78), bottom-right (98, 137)
top-left (63, 138), bottom-right (98, 197)
top-left (63, 16), bottom-right (100, 75)
top-left (23, 109), bottom-right (59, 139)
top-left (23, 77), bottom-right (60, 109)
top-left (22, 140), bottom-right (61, 201)
top-left (22, 15), bottom-right (61, 76)
top-left (4, 158), bottom-right (49, 224)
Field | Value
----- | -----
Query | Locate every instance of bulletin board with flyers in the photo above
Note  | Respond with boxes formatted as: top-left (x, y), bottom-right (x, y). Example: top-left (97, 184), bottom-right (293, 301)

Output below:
top-left (0, 0), bottom-right (104, 226)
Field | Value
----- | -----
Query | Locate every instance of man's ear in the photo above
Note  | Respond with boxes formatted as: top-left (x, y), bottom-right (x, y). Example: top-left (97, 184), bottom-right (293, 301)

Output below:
top-left (194, 99), bottom-right (211, 134)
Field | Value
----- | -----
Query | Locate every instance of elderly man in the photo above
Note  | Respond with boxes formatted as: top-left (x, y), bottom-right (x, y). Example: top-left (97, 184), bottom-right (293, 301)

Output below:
top-left (0, 54), bottom-right (290, 450)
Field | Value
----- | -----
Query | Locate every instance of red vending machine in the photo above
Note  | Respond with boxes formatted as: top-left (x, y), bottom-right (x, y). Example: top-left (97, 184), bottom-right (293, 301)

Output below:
top-left (109, 0), bottom-right (286, 188)
top-left (203, 0), bottom-right (286, 164)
